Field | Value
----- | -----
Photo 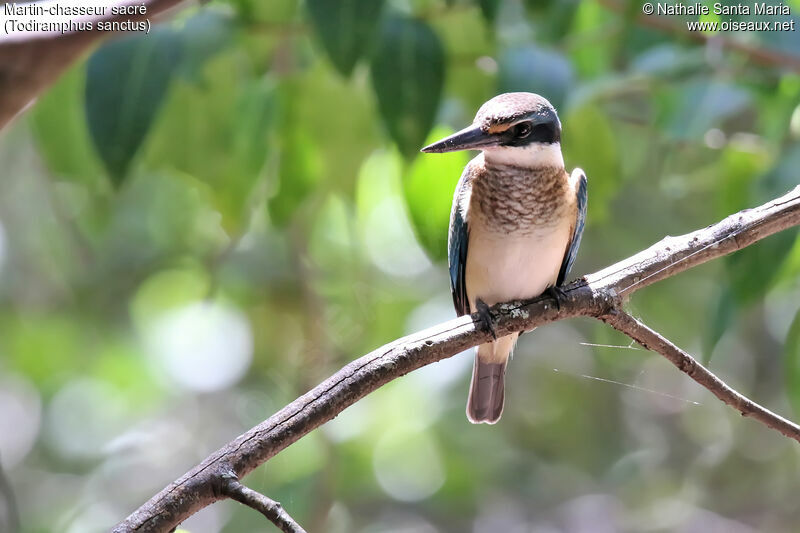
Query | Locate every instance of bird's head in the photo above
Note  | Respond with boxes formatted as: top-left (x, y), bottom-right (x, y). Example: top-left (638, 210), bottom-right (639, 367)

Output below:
top-left (421, 92), bottom-right (563, 168)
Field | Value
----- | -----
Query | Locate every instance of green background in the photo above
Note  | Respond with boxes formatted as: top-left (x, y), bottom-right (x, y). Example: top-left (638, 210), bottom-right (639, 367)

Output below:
top-left (1, 0), bottom-right (800, 531)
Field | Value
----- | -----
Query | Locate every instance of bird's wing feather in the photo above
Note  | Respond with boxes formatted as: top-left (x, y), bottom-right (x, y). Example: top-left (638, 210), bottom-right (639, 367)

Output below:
top-left (449, 166), bottom-right (473, 316)
top-left (557, 168), bottom-right (588, 286)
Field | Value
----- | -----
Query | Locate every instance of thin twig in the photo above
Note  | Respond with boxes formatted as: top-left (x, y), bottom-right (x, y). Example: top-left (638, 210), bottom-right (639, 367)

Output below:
top-left (220, 473), bottom-right (307, 533)
top-left (600, 309), bottom-right (800, 443)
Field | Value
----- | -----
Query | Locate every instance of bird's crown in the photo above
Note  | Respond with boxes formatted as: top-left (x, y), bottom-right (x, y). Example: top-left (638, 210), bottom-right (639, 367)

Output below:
top-left (474, 92), bottom-right (560, 138)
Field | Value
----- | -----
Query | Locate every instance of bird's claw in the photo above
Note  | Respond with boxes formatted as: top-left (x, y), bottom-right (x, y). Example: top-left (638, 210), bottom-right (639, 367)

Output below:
top-left (475, 298), bottom-right (497, 340)
top-left (545, 285), bottom-right (566, 311)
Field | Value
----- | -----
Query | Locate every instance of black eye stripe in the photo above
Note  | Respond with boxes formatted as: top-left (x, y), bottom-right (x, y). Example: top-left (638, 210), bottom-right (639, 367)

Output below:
top-left (530, 124), bottom-right (553, 143)
top-left (500, 120), bottom-right (560, 146)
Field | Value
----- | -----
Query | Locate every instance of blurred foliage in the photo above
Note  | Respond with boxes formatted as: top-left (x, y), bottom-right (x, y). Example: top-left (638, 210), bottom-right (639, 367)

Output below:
top-left (370, 14), bottom-right (445, 159)
top-left (306, 0), bottom-right (385, 76)
top-left (86, 29), bottom-right (183, 182)
top-left (1, 0), bottom-right (800, 532)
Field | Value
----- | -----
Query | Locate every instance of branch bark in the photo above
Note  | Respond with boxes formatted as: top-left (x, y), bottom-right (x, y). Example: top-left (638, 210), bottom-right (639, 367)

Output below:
top-left (0, 0), bottom-right (186, 129)
top-left (601, 309), bottom-right (800, 441)
top-left (113, 185), bottom-right (800, 532)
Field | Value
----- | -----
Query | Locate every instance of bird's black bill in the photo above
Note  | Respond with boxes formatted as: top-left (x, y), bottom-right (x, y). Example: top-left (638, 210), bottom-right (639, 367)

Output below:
top-left (420, 125), bottom-right (497, 153)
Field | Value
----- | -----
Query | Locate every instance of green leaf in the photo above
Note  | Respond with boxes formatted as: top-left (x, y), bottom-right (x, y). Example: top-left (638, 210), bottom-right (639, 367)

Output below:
top-left (561, 105), bottom-right (620, 223)
top-left (85, 29), bottom-right (182, 183)
top-left (403, 126), bottom-right (469, 261)
top-left (306, 0), bottom-right (385, 76)
top-left (29, 67), bottom-right (104, 186)
top-left (478, 0), bottom-right (501, 24)
top-left (522, 0), bottom-right (579, 43)
top-left (784, 309), bottom-right (800, 415)
top-left (497, 45), bottom-right (573, 109)
top-left (370, 15), bottom-right (445, 160)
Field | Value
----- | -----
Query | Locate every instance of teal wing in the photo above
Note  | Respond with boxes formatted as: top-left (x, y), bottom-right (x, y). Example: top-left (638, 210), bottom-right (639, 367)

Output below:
top-left (557, 169), bottom-right (588, 286)
top-left (449, 169), bottom-right (472, 316)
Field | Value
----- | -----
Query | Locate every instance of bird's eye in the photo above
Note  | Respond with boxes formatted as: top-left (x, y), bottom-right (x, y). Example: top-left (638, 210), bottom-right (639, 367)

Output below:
top-left (513, 122), bottom-right (532, 138)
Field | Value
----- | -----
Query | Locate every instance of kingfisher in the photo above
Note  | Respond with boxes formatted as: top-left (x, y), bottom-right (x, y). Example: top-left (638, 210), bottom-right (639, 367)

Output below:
top-left (421, 92), bottom-right (587, 424)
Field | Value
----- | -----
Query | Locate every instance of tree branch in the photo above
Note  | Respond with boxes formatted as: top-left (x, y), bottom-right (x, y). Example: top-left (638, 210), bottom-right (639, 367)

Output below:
top-left (113, 185), bottom-right (800, 532)
top-left (0, 0), bottom-right (186, 129)
top-left (220, 472), bottom-right (307, 533)
top-left (600, 308), bottom-right (800, 441)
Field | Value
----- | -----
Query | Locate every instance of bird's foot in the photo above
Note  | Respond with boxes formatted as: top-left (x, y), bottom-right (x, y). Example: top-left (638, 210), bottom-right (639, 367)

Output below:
top-left (545, 285), bottom-right (566, 311)
top-left (475, 298), bottom-right (497, 340)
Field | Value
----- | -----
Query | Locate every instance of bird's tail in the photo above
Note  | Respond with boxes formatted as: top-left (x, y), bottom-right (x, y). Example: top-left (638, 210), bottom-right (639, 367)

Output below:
top-left (466, 335), bottom-right (516, 424)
